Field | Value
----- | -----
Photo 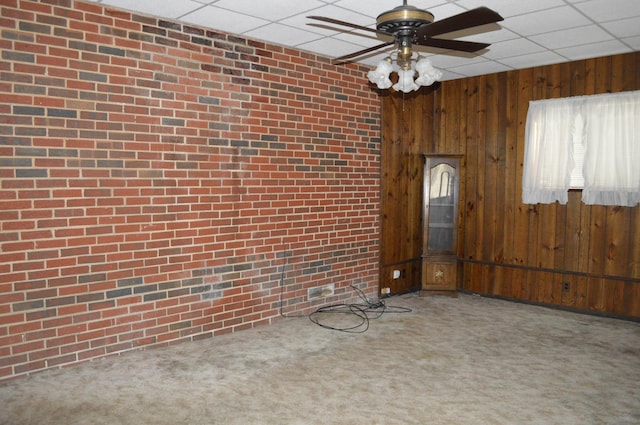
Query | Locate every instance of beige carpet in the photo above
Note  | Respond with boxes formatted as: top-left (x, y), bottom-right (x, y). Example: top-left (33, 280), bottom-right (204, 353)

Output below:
top-left (1, 293), bottom-right (639, 425)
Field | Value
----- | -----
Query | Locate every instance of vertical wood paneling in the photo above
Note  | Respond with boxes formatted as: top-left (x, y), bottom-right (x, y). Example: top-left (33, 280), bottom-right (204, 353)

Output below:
top-left (587, 277), bottom-right (605, 311)
top-left (513, 68), bottom-right (533, 267)
top-left (512, 267), bottom-right (528, 300)
top-left (625, 282), bottom-right (640, 314)
top-left (433, 51), bottom-right (639, 318)
top-left (484, 73), bottom-right (504, 263)
top-left (380, 88), bottom-right (436, 294)
top-left (503, 72), bottom-right (519, 267)
top-left (535, 66), bottom-right (557, 270)
top-left (563, 191), bottom-right (583, 272)
top-left (574, 275), bottom-right (590, 310)
top-left (463, 78), bottom-right (480, 261)
top-left (476, 76), bottom-right (487, 262)
top-left (440, 79), bottom-right (462, 153)
top-left (380, 92), bottom-right (399, 260)
top-left (604, 207), bottom-right (631, 277)
top-left (553, 63), bottom-right (572, 273)
top-left (381, 51), bottom-right (639, 317)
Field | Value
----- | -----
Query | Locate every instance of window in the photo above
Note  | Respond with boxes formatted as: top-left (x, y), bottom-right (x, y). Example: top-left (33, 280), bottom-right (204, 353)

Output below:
top-left (522, 90), bottom-right (640, 207)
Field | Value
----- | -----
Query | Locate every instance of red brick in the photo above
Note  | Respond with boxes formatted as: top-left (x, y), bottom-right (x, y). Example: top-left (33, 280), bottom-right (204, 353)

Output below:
top-left (12, 340), bottom-right (45, 355)
top-left (13, 360), bottom-right (46, 375)
top-left (47, 353), bottom-right (77, 367)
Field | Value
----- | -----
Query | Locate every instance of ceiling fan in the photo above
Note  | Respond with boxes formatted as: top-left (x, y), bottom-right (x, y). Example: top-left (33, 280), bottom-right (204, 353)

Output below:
top-left (308, 1), bottom-right (504, 66)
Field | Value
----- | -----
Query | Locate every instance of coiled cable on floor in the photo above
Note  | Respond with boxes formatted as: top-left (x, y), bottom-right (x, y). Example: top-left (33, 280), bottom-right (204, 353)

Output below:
top-left (278, 250), bottom-right (412, 332)
top-left (308, 285), bottom-right (412, 333)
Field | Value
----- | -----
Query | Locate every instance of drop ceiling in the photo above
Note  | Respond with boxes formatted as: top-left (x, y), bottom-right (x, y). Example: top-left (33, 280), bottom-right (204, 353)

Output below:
top-left (86, 0), bottom-right (640, 81)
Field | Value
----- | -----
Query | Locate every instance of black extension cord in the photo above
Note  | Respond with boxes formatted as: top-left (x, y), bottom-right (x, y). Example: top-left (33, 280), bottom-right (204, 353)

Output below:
top-left (278, 251), bottom-right (412, 332)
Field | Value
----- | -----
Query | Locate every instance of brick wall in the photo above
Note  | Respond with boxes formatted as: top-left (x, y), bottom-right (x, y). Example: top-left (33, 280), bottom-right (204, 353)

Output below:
top-left (0, 0), bottom-right (381, 380)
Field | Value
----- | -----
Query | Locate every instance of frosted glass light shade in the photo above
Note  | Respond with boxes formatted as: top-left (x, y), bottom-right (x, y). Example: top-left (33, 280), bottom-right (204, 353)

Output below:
top-left (367, 60), bottom-right (393, 89)
top-left (367, 55), bottom-right (442, 93)
top-left (393, 69), bottom-right (419, 93)
top-left (415, 58), bottom-right (442, 87)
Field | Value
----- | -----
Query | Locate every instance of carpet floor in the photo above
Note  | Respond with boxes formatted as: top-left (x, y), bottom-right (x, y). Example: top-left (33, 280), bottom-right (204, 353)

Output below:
top-left (1, 293), bottom-right (639, 425)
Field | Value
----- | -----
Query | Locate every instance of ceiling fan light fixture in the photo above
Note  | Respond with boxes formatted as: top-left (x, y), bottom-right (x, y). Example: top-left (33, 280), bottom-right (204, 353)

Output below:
top-left (369, 54), bottom-right (441, 93)
top-left (308, 4), bottom-right (503, 91)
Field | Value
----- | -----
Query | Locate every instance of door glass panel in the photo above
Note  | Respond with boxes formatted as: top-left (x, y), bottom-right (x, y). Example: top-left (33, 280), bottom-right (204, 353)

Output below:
top-left (428, 163), bottom-right (455, 251)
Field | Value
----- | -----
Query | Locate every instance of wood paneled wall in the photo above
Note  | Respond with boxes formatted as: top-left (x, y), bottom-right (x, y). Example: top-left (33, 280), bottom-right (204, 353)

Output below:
top-left (381, 51), bottom-right (640, 318)
top-left (380, 88), bottom-right (436, 294)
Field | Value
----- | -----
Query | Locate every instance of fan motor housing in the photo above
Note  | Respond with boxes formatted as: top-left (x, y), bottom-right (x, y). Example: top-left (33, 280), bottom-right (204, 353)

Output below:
top-left (376, 5), bottom-right (434, 33)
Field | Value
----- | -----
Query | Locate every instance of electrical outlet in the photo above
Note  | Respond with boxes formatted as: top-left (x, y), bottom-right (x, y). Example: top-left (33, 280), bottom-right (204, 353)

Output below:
top-left (381, 287), bottom-right (390, 295)
top-left (562, 282), bottom-right (570, 291)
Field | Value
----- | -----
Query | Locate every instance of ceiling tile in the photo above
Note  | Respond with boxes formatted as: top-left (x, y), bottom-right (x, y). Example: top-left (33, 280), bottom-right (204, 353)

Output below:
top-left (439, 69), bottom-right (466, 80)
top-left (448, 25), bottom-right (517, 44)
top-left (100, 0), bottom-right (204, 18)
top-left (601, 16), bottom-right (640, 38)
top-left (429, 53), bottom-right (490, 69)
top-left (501, 6), bottom-right (591, 36)
top-left (213, 0), bottom-right (326, 22)
top-left (573, 0), bottom-right (640, 22)
top-left (426, 3), bottom-right (469, 20)
top-left (243, 23), bottom-right (324, 47)
top-left (529, 25), bottom-right (613, 49)
top-left (280, 4), bottom-right (374, 36)
top-left (448, 60), bottom-right (512, 77)
top-left (555, 39), bottom-right (632, 60)
top-left (81, 0), bottom-right (640, 82)
top-left (622, 35), bottom-right (640, 50)
top-left (332, 31), bottom-right (391, 48)
top-left (483, 37), bottom-right (546, 60)
top-left (180, 5), bottom-right (270, 34)
top-left (498, 50), bottom-right (567, 69)
top-left (456, 0), bottom-right (565, 18)
top-left (296, 37), bottom-right (368, 58)
top-left (334, 0), bottom-right (448, 18)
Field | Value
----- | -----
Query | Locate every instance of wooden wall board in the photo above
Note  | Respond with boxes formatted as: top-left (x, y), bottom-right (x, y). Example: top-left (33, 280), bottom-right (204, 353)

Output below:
top-left (380, 51), bottom-right (640, 318)
top-left (464, 77), bottom-right (482, 261)
top-left (379, 51), bottom-right (640, 317)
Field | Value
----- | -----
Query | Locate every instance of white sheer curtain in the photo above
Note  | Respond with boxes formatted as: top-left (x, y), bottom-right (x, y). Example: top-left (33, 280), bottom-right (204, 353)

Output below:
top-left (522, 90), bottom-right (640, 206)
top-left (582, 91), bottom-right (640, 206)
top-left (522, 98), bottom-right (576, 204)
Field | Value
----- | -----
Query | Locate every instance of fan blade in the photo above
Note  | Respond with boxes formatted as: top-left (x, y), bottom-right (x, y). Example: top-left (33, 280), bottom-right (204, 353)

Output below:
top-left (415, 7), bottom-right (503, 40)
top-left (332, 41), bottom-right (395, 64)
top-left (307, 16), bottom-right (392, 36)
top-left (416, 38), bottom-right (490, 53)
